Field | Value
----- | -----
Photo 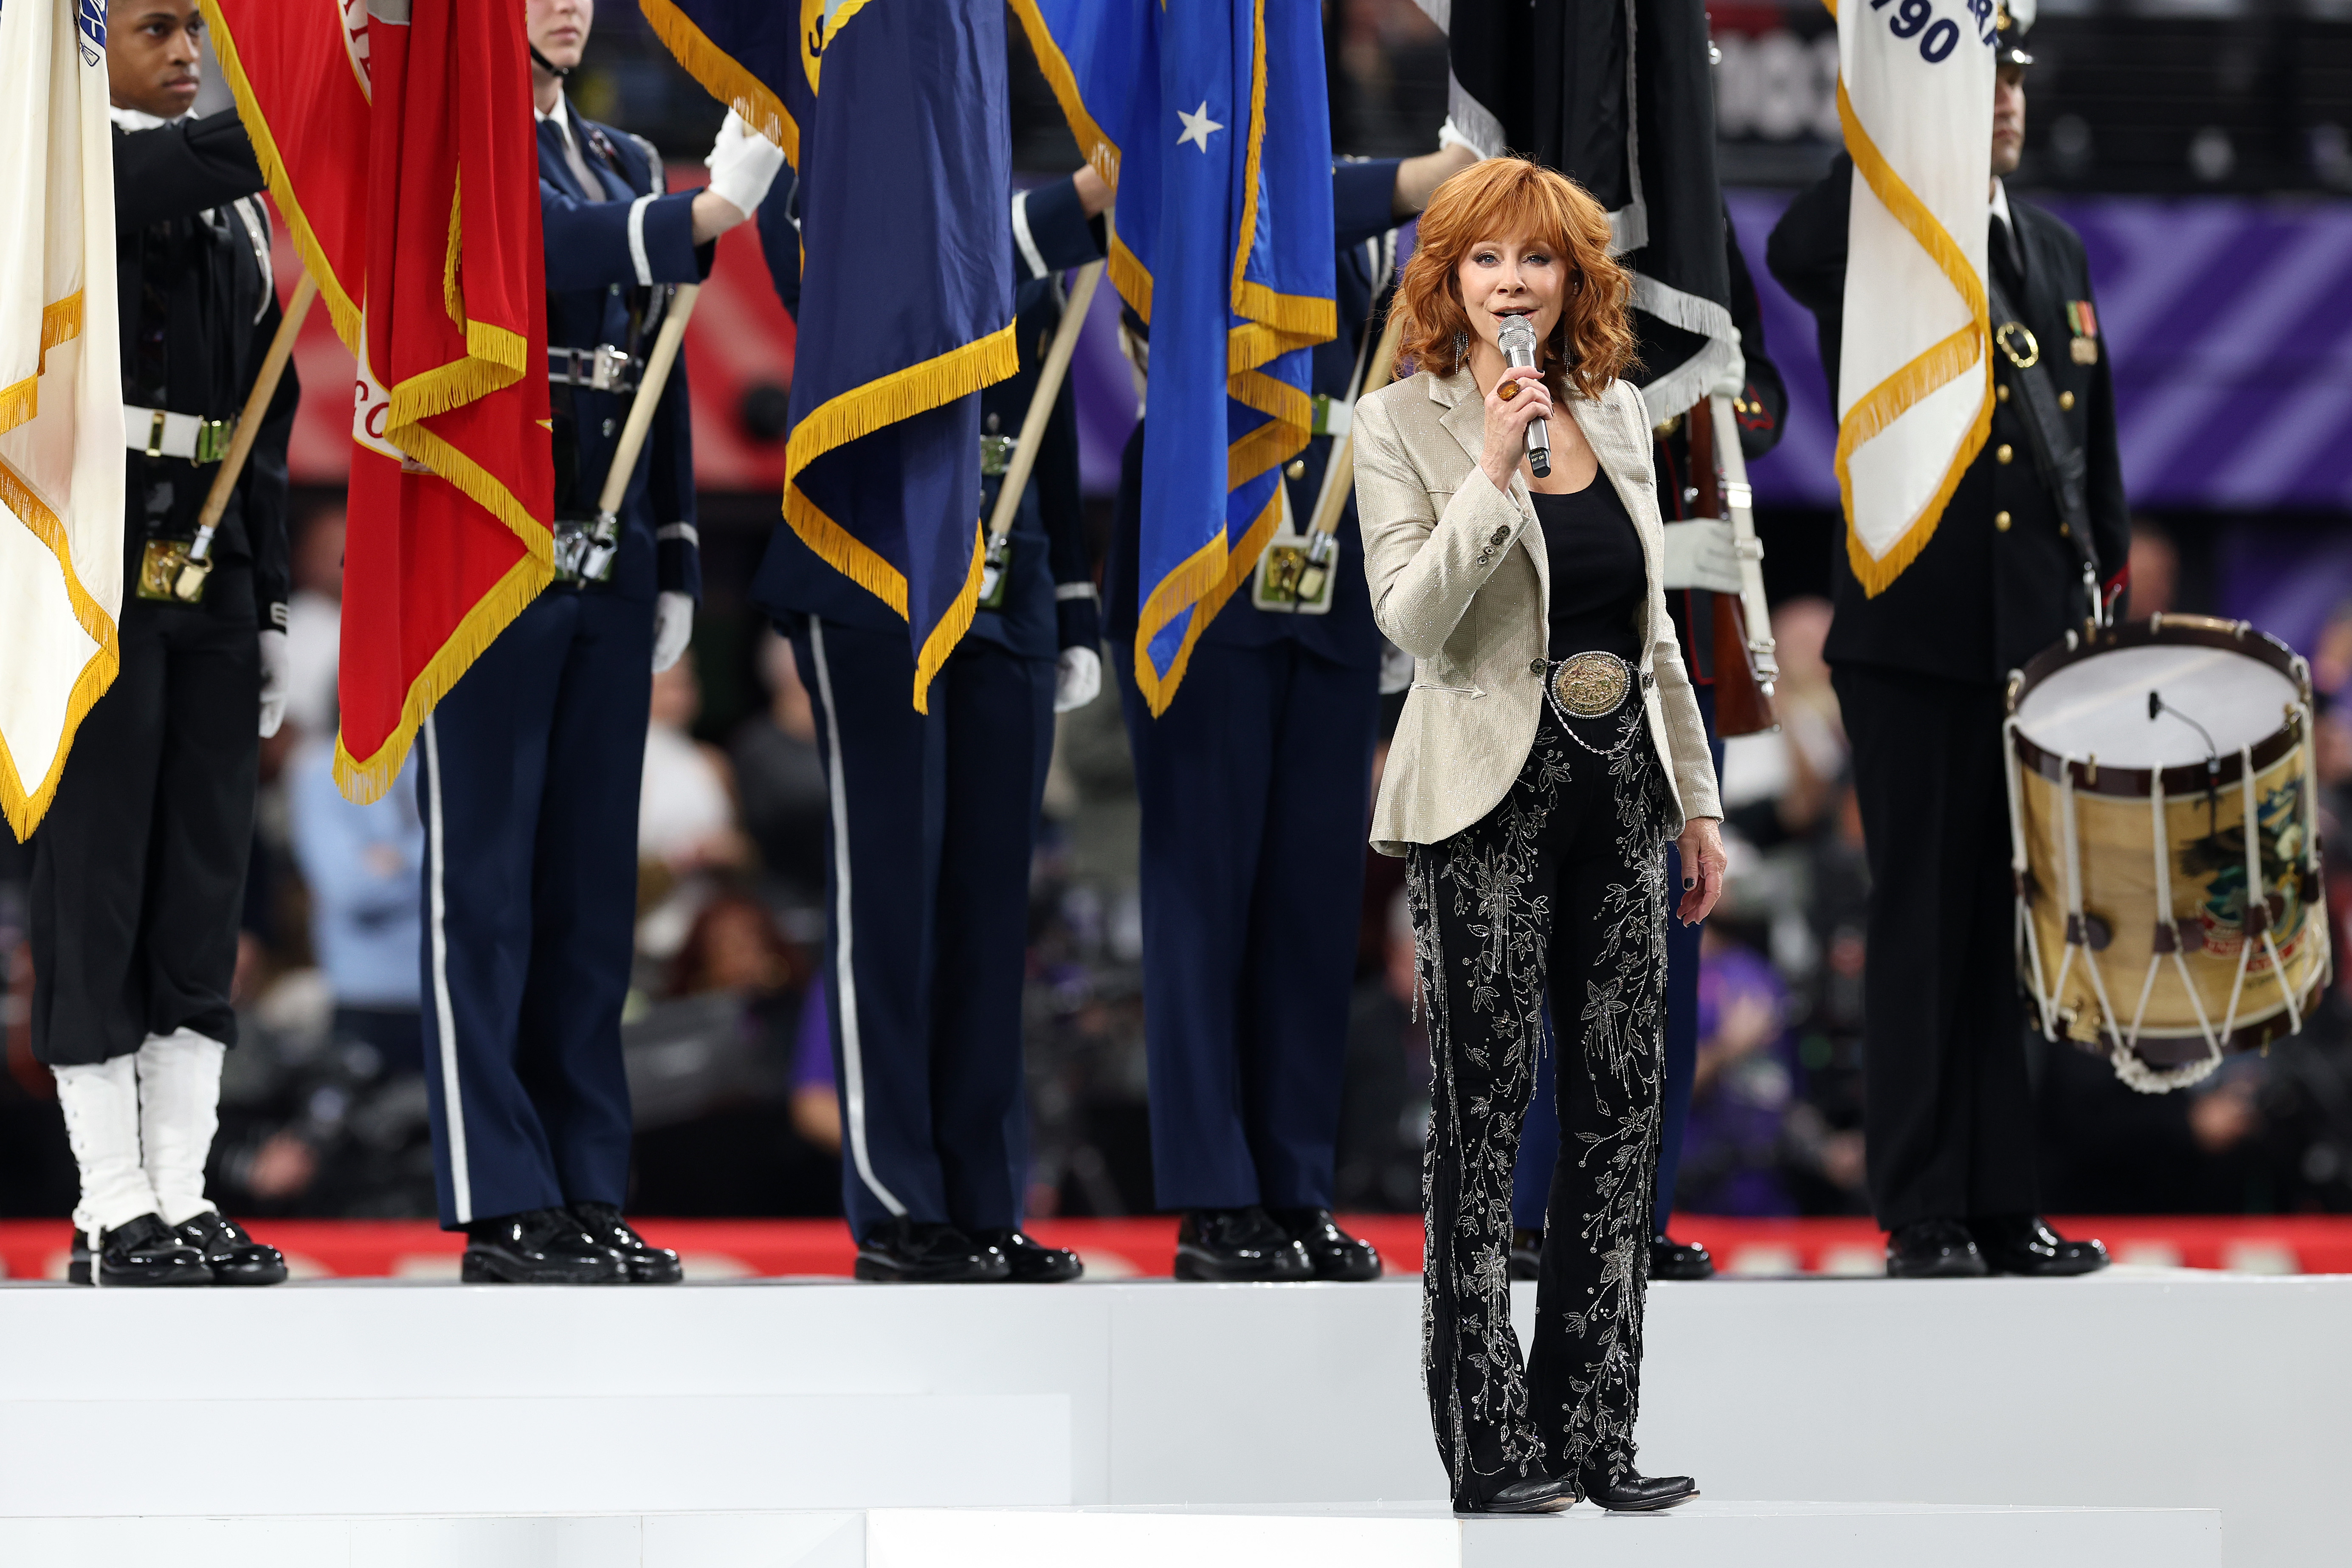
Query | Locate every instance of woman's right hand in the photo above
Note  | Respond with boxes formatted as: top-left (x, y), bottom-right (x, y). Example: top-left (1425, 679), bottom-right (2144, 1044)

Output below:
top-left (1479, 362), bottom-right (1552, 495)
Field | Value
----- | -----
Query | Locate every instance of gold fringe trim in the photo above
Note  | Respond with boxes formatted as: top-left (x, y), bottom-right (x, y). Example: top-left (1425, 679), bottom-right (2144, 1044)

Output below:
top-left (1833, 75), bottom-right (1990, 598)
top-left (0, 375), bottom-right (33, 437)
top-left (395, 420), bottom-right (556, 569)
top-left (784, 326), bottom-right (1018, 479)
top-left (1108, 236), bottom-right (1153, 325)
top-left (781, 481), bottom-right (910, 617)
top-left (386, 318), bottom-right (528, 429)
top-left (637, 0), bottom-right (801, 164)
top-left (0, 293), bottom-right (87, 437)
top-left (1131, 487), bottom-right (1282, 718)
top-left (1227, 0), bottom-right (1273, 315)
top-left (910, 517), bottom-right (987, 715)
top-left (332, 548), bottom-right (550, 804)
top-left (206, 2), bottom-right (368, 355)
top-left (1006, 0), bottom-right (1121, 188)
top-left (0, 454), bottom-right (120, 839)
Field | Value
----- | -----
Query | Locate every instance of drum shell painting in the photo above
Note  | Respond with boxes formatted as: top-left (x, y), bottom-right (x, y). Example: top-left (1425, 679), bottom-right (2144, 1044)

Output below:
top-left (2013, 718), bottom-right (2333, 1065)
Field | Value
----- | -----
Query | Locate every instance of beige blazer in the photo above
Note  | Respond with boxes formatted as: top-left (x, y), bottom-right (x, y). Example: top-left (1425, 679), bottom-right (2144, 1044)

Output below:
top-left (1354, 369), bottom-right (1722, 857)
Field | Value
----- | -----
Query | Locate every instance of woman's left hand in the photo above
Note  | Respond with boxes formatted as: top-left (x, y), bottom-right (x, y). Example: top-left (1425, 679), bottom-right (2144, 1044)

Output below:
top-left (1675, 816), bottom-right (1728, 926)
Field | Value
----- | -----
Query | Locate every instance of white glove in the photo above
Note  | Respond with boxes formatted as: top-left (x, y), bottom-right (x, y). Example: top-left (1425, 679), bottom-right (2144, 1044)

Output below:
top-left (1378, 640), bottom-right (1414, 697)
top-left (1708, 350), bottom-right (1749, 402)
top-left (1660, 518), bottom-right (1743, 595)
top-left (704, 109), bottom-right (786, 217)
top-left (652, 591), bottom-right (695, 673)
top-left (1053, 645), bottom-right (1102, 713)
top-left (258, 628), bottom-right (289, 738)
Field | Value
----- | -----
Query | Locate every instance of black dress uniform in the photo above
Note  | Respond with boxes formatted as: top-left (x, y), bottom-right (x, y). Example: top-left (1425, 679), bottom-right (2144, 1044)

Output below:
top-left (1767, 155), bottom-right (2128, 1242)
top-left (750, 175), bottom-right (1101, 1281)
top-left (32, 109), bottom-right (292, 1074)
top-left (28, 108), bottom-right (295, 1287)
top-left (1103, 158), bottom-right (1399, 1278)
top-left (413, 93), bottom-right (702, 1278)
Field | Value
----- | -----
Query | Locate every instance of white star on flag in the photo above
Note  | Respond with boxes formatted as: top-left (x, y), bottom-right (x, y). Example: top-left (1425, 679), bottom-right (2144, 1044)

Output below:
top-left (1175, 100), bottom-right (1223, 153)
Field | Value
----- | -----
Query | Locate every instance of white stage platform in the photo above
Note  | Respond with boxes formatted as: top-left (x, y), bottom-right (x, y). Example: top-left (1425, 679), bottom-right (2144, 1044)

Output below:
top-left (0, 1270), bottom-right (2336, 1564)
top-left (0, 1500), bottom-right (2222, 1568)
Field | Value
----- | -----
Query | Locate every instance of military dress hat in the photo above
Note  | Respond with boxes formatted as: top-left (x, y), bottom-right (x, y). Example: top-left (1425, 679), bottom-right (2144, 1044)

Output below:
top-left (1996, 0), bottom-right (2034, 69)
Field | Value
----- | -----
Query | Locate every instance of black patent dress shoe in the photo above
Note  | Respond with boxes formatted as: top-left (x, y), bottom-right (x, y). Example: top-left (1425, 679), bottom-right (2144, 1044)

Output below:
top-left (572, 1202), bottom-right (684, 1284)
top-left (1509, 1227), bottom-right (1543, 1282)
top-left (1885, 1218), bottom-right (1989, 1279)
top-left (174, 1211), bottom-right (287, 1286)
top-left (970, 1228), bottom-right (1084, 1283)
top-left (1650, 1234), bottom-right (1715, 1281)
top-left (1969, 1213), bottom-right (2110, 1277)
top-left (462, 1208), bottom-right (628, 1284)
top-left (1455, 1474), bottom-right (1577, 1515)
top-left (855, 1218), bottom-right (1012, 1283)
top-left (1268, 1207), bottom-right (1383, 1281)
top-left (1173, 1207), bottom-right (1313, 1282)
top-left (68, 1213), bottom-right (212, 1286)
top-left (1580, 1466), bottom-right (1697, 1512)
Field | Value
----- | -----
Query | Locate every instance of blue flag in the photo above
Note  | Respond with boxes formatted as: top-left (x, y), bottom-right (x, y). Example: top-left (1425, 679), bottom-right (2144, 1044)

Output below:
top-left (1013, 0), bottom-right (1334, 713)
top-left (640, 0), bottom-right (1014, 709)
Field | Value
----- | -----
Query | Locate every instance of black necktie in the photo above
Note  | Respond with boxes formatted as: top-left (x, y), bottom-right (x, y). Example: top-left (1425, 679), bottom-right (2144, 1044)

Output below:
top-left (1991, 212), bottom-right (2026, 300)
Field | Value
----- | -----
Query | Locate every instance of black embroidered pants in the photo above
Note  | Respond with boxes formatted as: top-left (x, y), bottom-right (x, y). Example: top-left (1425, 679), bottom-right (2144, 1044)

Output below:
top-left (1410, 707), bottom-right (1673, 1507)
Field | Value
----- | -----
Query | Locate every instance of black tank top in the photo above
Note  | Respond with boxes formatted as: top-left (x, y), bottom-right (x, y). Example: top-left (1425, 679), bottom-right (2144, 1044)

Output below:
top-left (1532, 479), bottom-right (1645, 662)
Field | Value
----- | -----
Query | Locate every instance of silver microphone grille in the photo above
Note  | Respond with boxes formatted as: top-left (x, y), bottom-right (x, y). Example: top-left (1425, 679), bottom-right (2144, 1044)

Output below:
top-left (1496, 315), bottom-right (1538, 356)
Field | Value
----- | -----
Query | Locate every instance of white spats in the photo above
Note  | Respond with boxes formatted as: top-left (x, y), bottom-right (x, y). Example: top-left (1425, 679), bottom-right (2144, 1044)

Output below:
top-left (49, 1055), bottom-right (159, 1235)
top-left (135, 1028), bottom-right (226, 1226)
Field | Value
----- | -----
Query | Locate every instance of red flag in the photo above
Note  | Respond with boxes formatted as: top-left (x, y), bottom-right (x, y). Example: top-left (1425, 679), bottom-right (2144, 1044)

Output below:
top-left (209, 0), bottom-right (552, 802)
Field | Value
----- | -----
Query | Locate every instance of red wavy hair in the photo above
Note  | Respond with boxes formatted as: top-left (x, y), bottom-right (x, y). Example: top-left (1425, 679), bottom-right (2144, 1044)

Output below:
top-left (1392, 158), bottom-right (1635, 403)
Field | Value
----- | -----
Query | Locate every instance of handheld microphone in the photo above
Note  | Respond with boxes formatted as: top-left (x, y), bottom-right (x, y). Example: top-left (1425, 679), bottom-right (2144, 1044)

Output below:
top-left (1495, 315), bottom-right (1551, 478)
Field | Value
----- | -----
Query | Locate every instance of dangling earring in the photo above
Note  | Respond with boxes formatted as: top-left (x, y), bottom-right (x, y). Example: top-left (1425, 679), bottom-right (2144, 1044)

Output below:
top-left (1452, 329), bottom-right (1467, 373)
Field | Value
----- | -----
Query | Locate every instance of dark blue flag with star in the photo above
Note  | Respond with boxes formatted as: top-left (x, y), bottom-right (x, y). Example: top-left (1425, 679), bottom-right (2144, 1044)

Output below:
top-left (640, 0), bottom-right (1015, 709)
top-left (1013, 0), bottom-right (1335, 713)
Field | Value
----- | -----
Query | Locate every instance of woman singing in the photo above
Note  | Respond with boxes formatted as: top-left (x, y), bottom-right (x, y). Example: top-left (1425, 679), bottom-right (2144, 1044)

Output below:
top-left (1353, 158), bottom-right (1727, 1515)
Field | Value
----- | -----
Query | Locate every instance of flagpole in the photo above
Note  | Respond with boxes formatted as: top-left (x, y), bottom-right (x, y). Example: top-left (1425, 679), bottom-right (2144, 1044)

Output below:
top-left (1301, 305), bottom-right (1408, 545)
top-left (983, 259), bottom-right (1104, 546)
top-left (1708, 391), bottom-right (1780, 695)
top-left (595, 282), bottom-right (701, 526)
top-left (174, 271), bottom-right (319, 601)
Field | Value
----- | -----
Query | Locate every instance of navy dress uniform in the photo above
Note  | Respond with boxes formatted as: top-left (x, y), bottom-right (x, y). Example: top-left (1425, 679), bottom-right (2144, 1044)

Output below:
top-left (1508, 218), bottom-right (1788, 1283)
top-left (1768, 30), bottom-right (2126, 1277)
top-left (412, 88), bottom-right (706, 1284)
top-left (751, 175), bottom-right (1103, 1283)
top-left (1104, 158), bottom-right (1404, 1281)
top-left (31, 107), bottom-right (295, 1287)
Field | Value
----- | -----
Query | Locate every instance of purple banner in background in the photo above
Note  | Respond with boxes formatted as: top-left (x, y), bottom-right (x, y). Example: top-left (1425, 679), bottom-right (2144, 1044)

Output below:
top-left (1727, 188), bottom-right (2352, 513)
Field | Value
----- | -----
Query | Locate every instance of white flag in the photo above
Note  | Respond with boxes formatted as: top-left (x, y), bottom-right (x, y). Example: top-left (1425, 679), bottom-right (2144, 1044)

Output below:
top-left (0, 0), bottom-right (121, 839)
top-left (1833, 0), bottom-right (1995, 595)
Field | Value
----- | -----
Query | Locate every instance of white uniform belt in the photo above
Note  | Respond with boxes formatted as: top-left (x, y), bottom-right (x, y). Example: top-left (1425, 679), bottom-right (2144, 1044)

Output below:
top-left (124, 405), bottom-right (237, 464)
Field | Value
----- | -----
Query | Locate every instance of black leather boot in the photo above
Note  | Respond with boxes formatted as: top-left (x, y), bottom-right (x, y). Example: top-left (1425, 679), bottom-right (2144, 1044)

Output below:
top-left (1649, 1234), bottom-right (1715, 1281)
top-left (1173, 1207), bottom-right (1312, 1281)
top-left (462, 1208), bottom-right (628, 1284)
top-left (855, 1218), bottom-right (1011, 1283)
top-left (1969, 1213), bottom-right (2110, 1277)
top-left (1268, 1207), bottom-right (1382, 1281)
top-left (68, 1214), bottom-right (211, 1286)
top-left (970, 1229), bottom-right (1084, 1282)
top-left (1509, 1227), bottom-right (1543, 1281)
top-left (174, 1211), bottom-right (287, 1285)
top-left (1580, 1464), bottom-right (1697, 1512)
top-left (1455, 1473), bottom-right (1576, 1515)
top-left (572, 1202), bottom-right (684, 1284)
top-left (1886, 1218), bottom-right (1989, 1278)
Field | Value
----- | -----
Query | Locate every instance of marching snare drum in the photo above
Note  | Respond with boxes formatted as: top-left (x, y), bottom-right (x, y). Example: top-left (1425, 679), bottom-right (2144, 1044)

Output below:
top-left (2005, 616), bottom-right (2332, 1092)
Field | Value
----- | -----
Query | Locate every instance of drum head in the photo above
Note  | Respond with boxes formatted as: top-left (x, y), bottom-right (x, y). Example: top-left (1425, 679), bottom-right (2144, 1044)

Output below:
top-left (2014, 643), bottom-right (2298, 768)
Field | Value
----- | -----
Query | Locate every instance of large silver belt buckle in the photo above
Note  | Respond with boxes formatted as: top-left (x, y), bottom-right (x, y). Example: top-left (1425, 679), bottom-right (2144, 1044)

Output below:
top-left (1549, 651), bottom-right (1631, 718)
